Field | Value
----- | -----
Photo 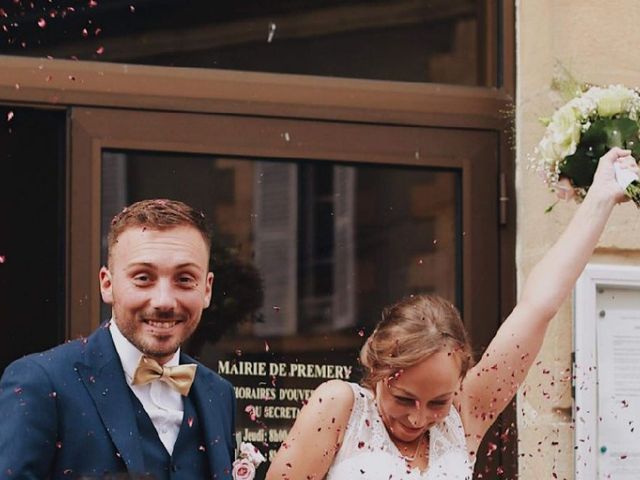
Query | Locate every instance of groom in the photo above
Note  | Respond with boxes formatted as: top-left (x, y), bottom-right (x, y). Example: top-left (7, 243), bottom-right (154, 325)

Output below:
top-left (0, 199), bottom-right (236, 479)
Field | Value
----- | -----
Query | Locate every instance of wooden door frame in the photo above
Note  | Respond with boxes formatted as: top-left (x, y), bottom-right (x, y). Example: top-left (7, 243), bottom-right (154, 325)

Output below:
top-left (68, 105), bottom-right (510, 477)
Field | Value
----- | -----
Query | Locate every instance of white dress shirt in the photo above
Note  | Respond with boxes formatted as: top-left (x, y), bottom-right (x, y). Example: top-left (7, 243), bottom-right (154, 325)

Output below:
top-left (109, 320), bottom-right (184, 454)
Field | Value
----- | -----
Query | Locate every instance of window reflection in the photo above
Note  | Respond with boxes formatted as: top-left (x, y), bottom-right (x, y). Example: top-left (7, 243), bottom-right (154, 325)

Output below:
top-left (3, 0), bottom-right (494, 86)
top-left (101, 150), bottom-right (461, 471)
top-left (102, 151), bottom-right (460, 340)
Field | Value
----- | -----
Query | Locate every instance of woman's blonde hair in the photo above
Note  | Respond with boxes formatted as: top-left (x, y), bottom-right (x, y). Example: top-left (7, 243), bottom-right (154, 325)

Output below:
top-left (359, 294), bottom-right (473, 389)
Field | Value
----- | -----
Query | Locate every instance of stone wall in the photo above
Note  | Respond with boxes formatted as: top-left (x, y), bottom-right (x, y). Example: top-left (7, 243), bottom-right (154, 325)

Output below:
top-left (516, 1), bottom-right (640, 478)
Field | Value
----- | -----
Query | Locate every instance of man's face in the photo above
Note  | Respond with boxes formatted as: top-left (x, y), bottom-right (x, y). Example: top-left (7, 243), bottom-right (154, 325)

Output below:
top-left (100, 225), bottom-right (213, 364)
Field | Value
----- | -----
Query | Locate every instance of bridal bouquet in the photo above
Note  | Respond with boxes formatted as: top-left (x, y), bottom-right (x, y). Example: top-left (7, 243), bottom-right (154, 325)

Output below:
top-left (533, 82), bottom-right (640, 208)
top-left (232, 442), bottom-right (266, 480)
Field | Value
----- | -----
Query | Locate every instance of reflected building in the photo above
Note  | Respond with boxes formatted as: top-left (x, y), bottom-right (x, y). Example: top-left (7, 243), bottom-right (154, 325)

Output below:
top-left (101, 151), bottom-right (459, 340)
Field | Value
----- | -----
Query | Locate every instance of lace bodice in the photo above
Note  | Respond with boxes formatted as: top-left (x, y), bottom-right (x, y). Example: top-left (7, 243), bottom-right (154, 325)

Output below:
top-left (325, 383), bottom-right (474, 480)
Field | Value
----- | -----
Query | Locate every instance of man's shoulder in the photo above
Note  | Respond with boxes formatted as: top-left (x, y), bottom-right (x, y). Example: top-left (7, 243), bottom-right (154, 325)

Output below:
top-left (6, 326), bottom-right (107, 374)
top-left (13, 338), bottom-right (84, 366)
top-left (1, 336), bottom-right (95, 396)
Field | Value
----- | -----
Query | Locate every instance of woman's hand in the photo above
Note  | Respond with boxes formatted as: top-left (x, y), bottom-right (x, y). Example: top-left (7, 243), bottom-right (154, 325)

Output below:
top-left (555, 147), bottom-right (639, 204)
top-left (588, 147), bottom-right (638, 204)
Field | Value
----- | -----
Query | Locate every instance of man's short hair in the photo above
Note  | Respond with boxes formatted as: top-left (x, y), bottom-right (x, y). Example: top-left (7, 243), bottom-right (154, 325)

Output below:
top-left (107, 199), bottom-right (212, 264)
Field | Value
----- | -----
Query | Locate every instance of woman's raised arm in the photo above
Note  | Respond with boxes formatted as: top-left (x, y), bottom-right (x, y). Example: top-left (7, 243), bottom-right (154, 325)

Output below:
top-left (459, 147), bottom-right (636, 452)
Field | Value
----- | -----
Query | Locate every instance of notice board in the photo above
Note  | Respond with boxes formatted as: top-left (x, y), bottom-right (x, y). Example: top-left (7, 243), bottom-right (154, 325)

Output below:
top-left (574, 264), bottom-right (640, 478)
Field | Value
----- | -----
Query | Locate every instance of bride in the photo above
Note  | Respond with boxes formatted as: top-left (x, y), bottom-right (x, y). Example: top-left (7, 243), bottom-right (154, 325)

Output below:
top-left (265, 148), bottom-right (638, 480)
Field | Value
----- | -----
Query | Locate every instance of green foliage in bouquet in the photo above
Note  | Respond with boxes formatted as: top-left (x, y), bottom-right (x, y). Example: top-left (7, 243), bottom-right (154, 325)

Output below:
top-left (561, 117), bottom-right (640, 188)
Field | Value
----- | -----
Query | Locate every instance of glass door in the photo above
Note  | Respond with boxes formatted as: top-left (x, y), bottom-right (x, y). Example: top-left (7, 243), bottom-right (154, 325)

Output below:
top-left (70, 106), bottom-right (500, 476)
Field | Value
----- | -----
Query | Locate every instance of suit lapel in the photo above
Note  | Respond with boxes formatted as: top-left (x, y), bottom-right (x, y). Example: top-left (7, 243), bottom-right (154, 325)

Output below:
top-left (76, 325), bottom-right (145, 473)
top-left (185, 354), bottom-right (233, 477)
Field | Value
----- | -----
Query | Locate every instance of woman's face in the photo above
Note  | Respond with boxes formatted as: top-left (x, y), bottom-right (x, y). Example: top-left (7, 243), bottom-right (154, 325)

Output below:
top-left (376, 350), bottom-right (462, 443)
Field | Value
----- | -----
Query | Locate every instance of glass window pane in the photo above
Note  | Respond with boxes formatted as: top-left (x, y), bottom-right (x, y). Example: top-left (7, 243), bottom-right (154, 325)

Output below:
top-left (3, 0), bottom-right (495, 86)
top-left (101, 150), bottom-right (460, 471)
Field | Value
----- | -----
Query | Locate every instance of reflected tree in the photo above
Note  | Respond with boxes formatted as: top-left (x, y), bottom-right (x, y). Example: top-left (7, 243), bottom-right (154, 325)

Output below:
top-left (187, 244), bottom-right (264, 354)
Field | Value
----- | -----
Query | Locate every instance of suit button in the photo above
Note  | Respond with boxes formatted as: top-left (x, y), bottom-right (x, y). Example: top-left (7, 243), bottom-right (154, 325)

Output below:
top-left (171, 464), bottom-right (178, 472)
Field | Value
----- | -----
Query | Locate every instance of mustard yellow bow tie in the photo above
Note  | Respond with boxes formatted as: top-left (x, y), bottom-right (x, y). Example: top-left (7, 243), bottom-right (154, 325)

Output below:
top-left (132, 356), bottom-right (197, 396)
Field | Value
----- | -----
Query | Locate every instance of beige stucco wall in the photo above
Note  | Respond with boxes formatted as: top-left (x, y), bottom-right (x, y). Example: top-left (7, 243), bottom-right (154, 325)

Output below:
top-left (516, 1), bottom-right (640, 478)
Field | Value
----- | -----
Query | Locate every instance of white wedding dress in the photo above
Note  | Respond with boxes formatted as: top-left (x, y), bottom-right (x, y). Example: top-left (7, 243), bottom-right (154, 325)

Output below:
top-left (325, 383), bottom-right (474, 480)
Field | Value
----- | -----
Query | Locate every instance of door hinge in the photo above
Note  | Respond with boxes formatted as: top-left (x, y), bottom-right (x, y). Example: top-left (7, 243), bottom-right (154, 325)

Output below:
top-left (571, 350), bottom-right (576, 400)
top-left (499, 172), bottom-right (509, 225)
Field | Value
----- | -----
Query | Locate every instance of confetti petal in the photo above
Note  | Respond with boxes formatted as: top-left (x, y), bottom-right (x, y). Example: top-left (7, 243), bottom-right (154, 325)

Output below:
top-left (267, 22), bottom-right (276, 43)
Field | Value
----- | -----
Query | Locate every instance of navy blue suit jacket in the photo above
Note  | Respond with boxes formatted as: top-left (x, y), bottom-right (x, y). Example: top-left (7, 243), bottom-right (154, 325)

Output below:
top-left (0, 323), bottom-right (236, 479)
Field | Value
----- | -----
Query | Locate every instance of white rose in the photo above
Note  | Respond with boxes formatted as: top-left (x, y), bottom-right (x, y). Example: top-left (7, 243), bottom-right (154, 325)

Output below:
top-left (547, 105), bottom-right (581, 158)
top-left (537, 136), bottom-right (559, 165)
top-left (239, 442), bottom-right (267, 466)
top-left (592, 85), bottom-right (636, 117)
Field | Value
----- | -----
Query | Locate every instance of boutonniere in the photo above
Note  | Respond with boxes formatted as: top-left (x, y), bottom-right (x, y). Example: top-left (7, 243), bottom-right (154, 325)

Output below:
top-left (232, 442), bottom-right (266, 480)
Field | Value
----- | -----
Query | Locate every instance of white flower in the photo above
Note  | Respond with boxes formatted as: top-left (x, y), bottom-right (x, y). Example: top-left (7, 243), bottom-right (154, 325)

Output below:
top-left (547, 104), bottom-right (581, 158)
top-left (582, 85), bottom-right (637, 117)
top-left (598, 86), bottom-right (635, 116)
top-left (239, 442), bottom-right (267, 466)
top-left (567, 95), bottom-right (596, 118)
top-left (537, 136), bottom-right (559, 164)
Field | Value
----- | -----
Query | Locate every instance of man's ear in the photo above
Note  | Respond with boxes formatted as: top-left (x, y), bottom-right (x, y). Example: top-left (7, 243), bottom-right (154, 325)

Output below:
top-left (99, 266), bottom-right (114, 304)
top-left (203, 272), bottom-right (214, 308)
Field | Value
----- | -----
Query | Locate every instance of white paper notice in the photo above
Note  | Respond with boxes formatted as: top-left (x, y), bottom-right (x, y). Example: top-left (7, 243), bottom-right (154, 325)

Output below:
top-left (596, 310), bottom-right (640, 478)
